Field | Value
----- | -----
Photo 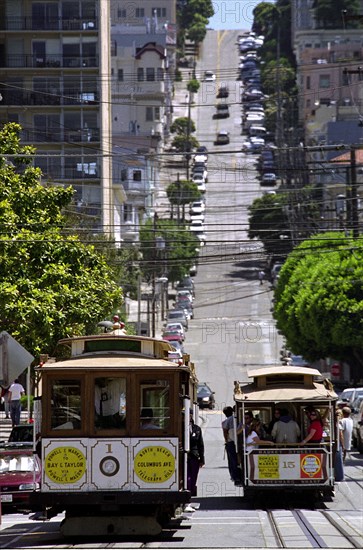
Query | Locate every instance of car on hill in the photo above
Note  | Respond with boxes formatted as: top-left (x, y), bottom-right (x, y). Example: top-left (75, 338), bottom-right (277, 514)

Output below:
top-left (214, 104), bottom-right (230, 119)
top-left (0, 445), bottom-right (41, 511)
top-left (214, 130), bottom-right (230, 145)
top-left (261, 172), bottom-right (277, 185)
top-left (190, 200), bottom-right (205, 215)
top-left (204, 70), bottom-right (216, 82)
top-left (217, 85), bottom-right (229, 98)
top-left (166, 309), bottom-right (188, 330)
top-left (197, 383), bottom-right (215, 409)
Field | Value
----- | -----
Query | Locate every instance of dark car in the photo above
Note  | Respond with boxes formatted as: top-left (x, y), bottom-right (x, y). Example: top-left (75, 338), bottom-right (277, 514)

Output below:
top-left (217, 85), bottom-right (229, 98)
top-left (0, 446), bottom-right (41, 510)
top-left (176, 276), bottom-right (195, 297)
top-left (197, 383), bottom-right (215, 409)
top-left (8, 424), bottom-right (34, 443)
top-left (214, 104), bottom-right (229, 119)
top-left (214, 130), bottom-right (230, 145)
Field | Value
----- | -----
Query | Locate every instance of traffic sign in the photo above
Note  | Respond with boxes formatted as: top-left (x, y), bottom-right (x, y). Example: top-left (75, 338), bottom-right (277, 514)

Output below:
top-left (331, 363), bottom-right (341, 377)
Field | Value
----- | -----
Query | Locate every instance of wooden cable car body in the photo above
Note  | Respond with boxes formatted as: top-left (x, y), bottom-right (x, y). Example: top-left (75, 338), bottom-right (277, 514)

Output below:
top-left (30, 332), bottom-right (198, 536)
top-left (233, 366), bottom-right (338, 498)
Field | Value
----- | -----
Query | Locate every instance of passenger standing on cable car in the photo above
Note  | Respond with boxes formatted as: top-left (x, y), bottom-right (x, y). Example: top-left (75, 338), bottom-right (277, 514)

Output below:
top-left (187, 410), bottom-right (204, 496)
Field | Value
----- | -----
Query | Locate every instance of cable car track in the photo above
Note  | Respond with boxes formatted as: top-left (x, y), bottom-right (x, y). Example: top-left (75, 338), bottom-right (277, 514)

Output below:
top-left (267, 508), bottom-right (362, 548)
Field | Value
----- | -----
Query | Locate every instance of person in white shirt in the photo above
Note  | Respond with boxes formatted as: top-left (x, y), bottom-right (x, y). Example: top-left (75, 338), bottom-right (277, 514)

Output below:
top-left (340, 407), bottom-right (354, 461)
top-left (8, 379), bottom-right (25, 427)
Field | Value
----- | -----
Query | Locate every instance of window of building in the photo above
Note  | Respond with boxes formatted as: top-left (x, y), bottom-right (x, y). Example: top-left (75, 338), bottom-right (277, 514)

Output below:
top-left (137, 68), bottom-right (144, 82)
top-left (118, 8), bottom-right (126, 18)
top-left (133, 170), bottom-right (142, 181)
top-left (135, 8), bottom-right (145, 17)
top-left (118, 69), bottom-right (124, 81)
top-left (157, 68), bottom-right (164, 81)
top-left (146, 68), bottom-right (155, 81)
top-left (123, 203), bottom-right (132, 222)
top-left (121, 169), bottom-right (127, 181)
top-left (319, 74), bottom-right (330, 89)
top-left (154, 107), bottom-right (160, 120)
top-left (146, 106), bottom-right (153, 121)
top-left (152, 8), bottom-right (167, 17)
top-left (95, 377), bottom-right (126, 430)
top-left (306, 76), bottom-right (310, 90)
top-left (342, 72), bottom-right (349, 86)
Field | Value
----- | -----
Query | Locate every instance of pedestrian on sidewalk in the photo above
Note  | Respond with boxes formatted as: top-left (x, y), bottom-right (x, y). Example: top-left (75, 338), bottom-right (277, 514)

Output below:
top-left (1, 385), bottom-right (10, 418)
top-left (258, 270), bottom-right (265, 285)
top-left (8, 379), bottom-right (25, 427)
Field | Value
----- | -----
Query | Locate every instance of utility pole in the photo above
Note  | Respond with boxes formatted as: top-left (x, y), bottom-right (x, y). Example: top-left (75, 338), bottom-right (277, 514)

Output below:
top-left (151, 213), bottom-right (158, 338)
top-left (350, 146), bottom-right (359, 238)
top-left (186, 90), bottom-right (192, 180)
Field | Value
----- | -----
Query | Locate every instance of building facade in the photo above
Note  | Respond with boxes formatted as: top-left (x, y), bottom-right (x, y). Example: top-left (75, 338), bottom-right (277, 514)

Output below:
top-left (0, 0), bottom-right (114, 236)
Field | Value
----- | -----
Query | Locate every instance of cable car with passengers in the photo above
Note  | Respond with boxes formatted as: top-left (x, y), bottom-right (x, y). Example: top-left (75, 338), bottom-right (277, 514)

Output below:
top-left (30, 331), bottom-right (198, 536)
top-left (233, 366), bottom-right (338, 499)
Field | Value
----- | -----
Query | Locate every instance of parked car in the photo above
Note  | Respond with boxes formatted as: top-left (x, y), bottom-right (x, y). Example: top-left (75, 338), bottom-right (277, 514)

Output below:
top-left (192, 173), bottom-right (206, 185)
top-left (191, 212), bottom-right (205, 223)
top-left (338, 387), bottom-right (363, 408)
top-left (162, 322), bottom-right (185, 340)
top-left (261, 172), bottom-right (277, 185)
top-left (162, 330), bottom-right (184, 343)
top-left (190, 200), bottom-right (205, 215)
top-left (197, 383), bottom-right (215, 409)
top-left (214, 130), bottom-right (230, 145)
top-left (354, 397), bottom-right (363, 452)
top-left (270, 262), bottom-right (283, 284)
top-left (351, 395), bottom-right (363, 448)
top-left (8, 424), bottom-right (34, 443)
top-left (176, 289), bottom-right (194, 303)
top-left (0, 445), bottom-right (41, 510)
top-left (176, 276), bottom-right (195, 296)
top-left (193, 154), bottom-right (208, 164)
top-left (166, 309), bottom-right (188, 330)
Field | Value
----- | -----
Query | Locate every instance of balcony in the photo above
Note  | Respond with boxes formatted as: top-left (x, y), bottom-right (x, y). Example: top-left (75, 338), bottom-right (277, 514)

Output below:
top-left (20, 128), bottom-right (100, 143)
top-left (122, 179), bottom-right (148, 195)
top-left (0, 89), bottom-right (99, 106)
top-left (0, 17), bottom-right (98, 31)
top-left (4, 55), bottom-right (99, 69)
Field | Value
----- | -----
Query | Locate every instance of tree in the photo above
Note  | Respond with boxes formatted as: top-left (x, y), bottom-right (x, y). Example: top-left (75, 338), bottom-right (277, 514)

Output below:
top-left (166, 179), bottom-right (201, 220)
top-left (0, 123), bottom-right (123, 359)
top-left (170, 117), bottom-right (196, 135)
top-left (187, 19), bottom-right (208, 44)
top-left (139, 218), bottom-right (199, 284)
top-left (171, 134), bottom-right (200, 153)
top-left (187, 79), bottom-right (200, 94)
top-left (178, 0), bottom-right (214, 31)
top-left (248, 192), bottom-right (293, 257)
top-left (273, 232), bottom-right (363, 381)
top-left (314, 0), bottom-right (361, 29)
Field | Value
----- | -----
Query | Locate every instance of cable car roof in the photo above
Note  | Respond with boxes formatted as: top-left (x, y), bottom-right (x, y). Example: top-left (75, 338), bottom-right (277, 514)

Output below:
top-left (234, 365), bottom-right (338, 402)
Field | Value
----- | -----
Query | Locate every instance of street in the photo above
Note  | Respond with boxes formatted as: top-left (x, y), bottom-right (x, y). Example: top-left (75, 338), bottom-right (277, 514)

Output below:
top-left (0, 29), bottom-right (362, 549)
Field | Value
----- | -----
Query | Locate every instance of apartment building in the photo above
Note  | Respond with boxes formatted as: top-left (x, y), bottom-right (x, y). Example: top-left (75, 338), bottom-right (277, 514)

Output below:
top-left (110, 0), bottom-right (176, 243)
top-left (0, 0), bottom-right (115, 237)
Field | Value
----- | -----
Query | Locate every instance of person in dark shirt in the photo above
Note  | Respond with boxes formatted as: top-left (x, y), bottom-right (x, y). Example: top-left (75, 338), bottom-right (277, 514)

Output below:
top-left (187, 410), bottom-right (204, 497)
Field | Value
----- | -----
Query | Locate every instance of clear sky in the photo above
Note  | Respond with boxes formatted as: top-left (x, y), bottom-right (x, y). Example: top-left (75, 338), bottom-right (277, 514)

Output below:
top-left (208, 0), bottom-right (274, 31)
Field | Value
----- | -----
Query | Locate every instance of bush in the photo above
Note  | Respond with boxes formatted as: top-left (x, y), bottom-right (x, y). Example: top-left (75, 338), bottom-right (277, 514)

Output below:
top-left (175, 69), bottom-right (183, 82)
top-left (187, 79), bottom-right (200, 93)
top-left (20, 394), bottom-right (34, 412)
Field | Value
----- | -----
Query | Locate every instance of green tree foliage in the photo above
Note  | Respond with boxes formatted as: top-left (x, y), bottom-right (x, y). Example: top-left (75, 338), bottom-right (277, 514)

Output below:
top-left (139, 218), bottom-right (199, 284)
top-left (187, 79), bottom-right (200, 94)
top-left (178, 0), bottom-right (214, 31)
top-left (171, 134), bottom-right (200, 153)
top-left (248, 192), bottom-right (293, 256)
top-left (0, 123), bottom-right (123, 359)
top-left (187, 18), bottom-right (208, 44)
top-left (314, 0), bottom-right (361, 29)
top-left (273, 232), bottom-right (363, 378)
top-left (170, 117), bottom-right (196, 135)
top-left (167, 179), bottom-right (201, 220)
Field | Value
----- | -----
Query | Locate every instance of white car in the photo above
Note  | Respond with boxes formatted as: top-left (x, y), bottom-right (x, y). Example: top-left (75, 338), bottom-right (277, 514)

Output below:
top-left (196, 181), bottom-right (206, 193)
top-left (193, 154), bottom-right (208, 164)
top-left (204, 71), bottom-right (216, 82)
top-left (190, 201), bottom-right (205, 215)
top-left (261, 172), bottom-right (277, 185)
top-left (190, 220), bottom-right (204, 232)
top-left (192, 173), bottom-right (206, 184)
top-left (191, 210), bottom-right (205, 222)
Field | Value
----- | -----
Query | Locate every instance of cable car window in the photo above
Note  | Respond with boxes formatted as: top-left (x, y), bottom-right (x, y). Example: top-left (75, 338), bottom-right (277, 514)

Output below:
top-left (51, 379), bottom-right (81, 430)
top-left (140, 379), bottom-right (170, 429)
top-left (95, 377), bottom-right (126, 429)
